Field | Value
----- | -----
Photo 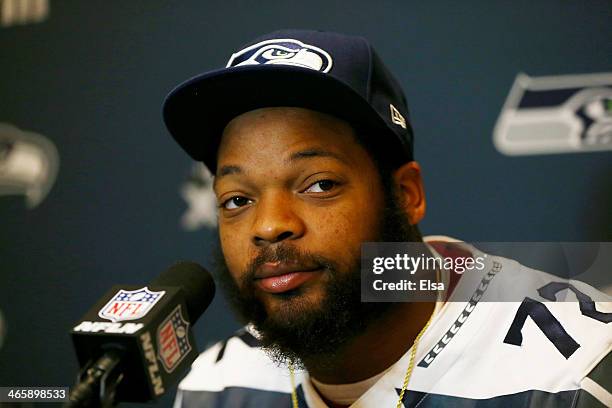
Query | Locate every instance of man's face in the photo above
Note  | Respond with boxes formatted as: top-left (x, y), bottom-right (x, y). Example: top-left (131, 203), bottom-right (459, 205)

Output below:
top-left (212, 107), bottom-right (417, 362)
top-left (214, 107), bottom-right (386, 309)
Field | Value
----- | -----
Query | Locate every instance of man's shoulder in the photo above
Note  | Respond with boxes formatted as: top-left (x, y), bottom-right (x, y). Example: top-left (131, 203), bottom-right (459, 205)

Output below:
top-left (449, 241), bottom-right (611, 376)
top-left (421, 238), bottom-right (612, 405)
top-left (178, 327), bottom-right (290, 392)
top-left (175, 328), bottom-right (295, 408)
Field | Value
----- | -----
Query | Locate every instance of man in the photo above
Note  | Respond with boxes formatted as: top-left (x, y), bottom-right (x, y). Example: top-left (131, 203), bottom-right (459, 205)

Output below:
top-left (163, 30), bottom-right (611, 407)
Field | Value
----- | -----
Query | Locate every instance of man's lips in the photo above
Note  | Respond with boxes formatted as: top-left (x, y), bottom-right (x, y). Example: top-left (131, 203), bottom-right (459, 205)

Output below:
top-left (254, 261), bottom-right (322, 294)
top-left (255, 261), bottom-right (320, 279)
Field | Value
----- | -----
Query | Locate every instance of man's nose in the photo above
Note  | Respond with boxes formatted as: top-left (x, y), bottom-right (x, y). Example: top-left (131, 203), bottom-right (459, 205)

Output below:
top-left (251, 192), bottom-right (305, 246)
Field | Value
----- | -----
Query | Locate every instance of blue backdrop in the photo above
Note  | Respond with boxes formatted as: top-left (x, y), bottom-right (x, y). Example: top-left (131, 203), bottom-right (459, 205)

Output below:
top-left (1, 1), bottom-right (610, 406)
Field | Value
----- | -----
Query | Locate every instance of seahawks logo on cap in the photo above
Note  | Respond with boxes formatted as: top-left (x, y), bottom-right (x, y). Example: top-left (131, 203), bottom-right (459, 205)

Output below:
top-left (227, 39), bottom-right (333, 73)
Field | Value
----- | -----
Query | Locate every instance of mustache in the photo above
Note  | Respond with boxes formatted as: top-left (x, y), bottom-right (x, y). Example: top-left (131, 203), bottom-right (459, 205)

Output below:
top-left (244, 245), bottom-right (338, 282)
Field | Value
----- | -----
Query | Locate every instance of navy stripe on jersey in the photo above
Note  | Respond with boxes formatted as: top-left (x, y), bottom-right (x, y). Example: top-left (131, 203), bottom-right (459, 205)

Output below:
top-left (236, 328), bottom-right (261, 348)
top-left (179, 385), bottom-right (307, 408)
top-left (396, 388), bottom-right (579, 408)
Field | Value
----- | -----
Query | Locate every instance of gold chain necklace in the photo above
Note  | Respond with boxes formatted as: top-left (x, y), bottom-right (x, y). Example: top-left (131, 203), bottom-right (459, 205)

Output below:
top-left (394, 313), bottom-right (433, 408)
top-left (289, 311), bottom-right (434, 408)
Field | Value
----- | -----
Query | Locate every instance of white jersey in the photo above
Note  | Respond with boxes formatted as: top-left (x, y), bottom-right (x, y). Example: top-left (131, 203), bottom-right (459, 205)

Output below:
top-left (175, 238), bottom-right (612, 407)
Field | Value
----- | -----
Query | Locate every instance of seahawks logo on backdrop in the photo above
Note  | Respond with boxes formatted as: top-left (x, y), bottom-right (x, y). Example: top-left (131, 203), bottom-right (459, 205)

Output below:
top-left (493, 72), bottom-right (612, 155)
top-left (226, 39), bottom-right (333, 73)
top-left (0, 123), bottom-right (59, 208)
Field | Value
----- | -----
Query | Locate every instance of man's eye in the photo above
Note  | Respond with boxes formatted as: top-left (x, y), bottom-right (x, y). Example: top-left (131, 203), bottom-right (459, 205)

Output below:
top-left (222, 196), bottom-right (252, 210)
top-left (304, 180), bottom-right (337, 193)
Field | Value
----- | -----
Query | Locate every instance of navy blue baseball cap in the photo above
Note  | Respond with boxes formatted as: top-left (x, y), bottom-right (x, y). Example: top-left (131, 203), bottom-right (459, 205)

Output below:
top-left (163, 29), bottom-right (414, 171)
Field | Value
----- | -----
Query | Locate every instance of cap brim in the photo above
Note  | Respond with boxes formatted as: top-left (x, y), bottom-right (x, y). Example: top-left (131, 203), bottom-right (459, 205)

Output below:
top-left (163, 64), bottom-right (406, 171)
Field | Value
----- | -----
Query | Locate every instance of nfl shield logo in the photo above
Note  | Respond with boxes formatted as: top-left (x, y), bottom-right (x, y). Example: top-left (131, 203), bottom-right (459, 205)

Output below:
top-left (98, 287), bottom-right (165, 323)
top-left (157, 305), bottom-right (192, 373)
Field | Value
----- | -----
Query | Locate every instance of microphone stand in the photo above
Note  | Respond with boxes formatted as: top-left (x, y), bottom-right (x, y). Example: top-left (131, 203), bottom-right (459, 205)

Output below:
top-left (65, 348), bottom-right (124, 407)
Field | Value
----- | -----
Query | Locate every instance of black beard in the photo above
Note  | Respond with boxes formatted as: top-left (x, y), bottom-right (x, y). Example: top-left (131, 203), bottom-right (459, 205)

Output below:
top-left (213, 189), bottom-right (421, 367)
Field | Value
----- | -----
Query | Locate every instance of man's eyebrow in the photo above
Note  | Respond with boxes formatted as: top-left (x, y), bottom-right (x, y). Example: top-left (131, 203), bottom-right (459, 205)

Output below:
top-left (214, 165), bottom-right (242, 188)
top-left (217, 165), bottom-right (242, 178)
top-left (287, 149), bottom-right (349, 165)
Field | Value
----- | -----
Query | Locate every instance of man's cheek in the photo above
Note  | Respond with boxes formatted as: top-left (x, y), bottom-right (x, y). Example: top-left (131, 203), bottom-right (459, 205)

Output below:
top-left (228, 259), bottom-right (249, 287)
top-left (309, 209), bottom-right (354, 242)
top-left (219, 228), bottom-right (243, 261)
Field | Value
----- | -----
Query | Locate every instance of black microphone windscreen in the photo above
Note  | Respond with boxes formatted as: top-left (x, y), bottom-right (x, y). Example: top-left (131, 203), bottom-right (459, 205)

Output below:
top-left (150, 261), bottom-right (215, 324)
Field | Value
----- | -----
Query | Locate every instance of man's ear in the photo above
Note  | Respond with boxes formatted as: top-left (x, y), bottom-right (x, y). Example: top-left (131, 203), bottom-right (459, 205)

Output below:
top-left (393, 161), bottom-right (426, 225)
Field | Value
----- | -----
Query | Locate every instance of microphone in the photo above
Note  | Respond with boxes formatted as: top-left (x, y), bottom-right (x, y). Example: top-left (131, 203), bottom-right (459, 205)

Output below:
top-left (66, 261), bottom-right (215, 407)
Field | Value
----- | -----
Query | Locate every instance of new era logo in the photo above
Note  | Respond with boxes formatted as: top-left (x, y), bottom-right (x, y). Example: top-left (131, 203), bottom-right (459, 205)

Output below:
top-left (390, 104), bottom-right (406, 129)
